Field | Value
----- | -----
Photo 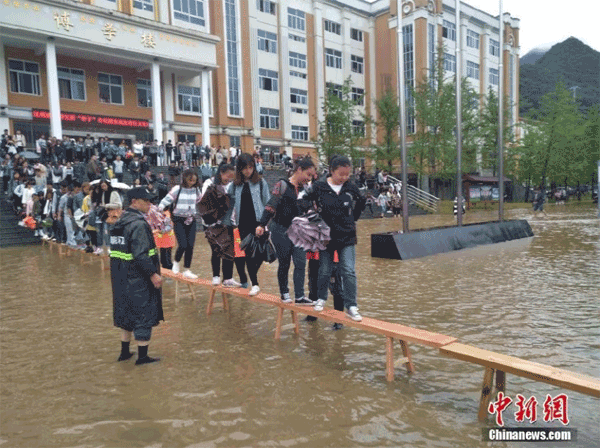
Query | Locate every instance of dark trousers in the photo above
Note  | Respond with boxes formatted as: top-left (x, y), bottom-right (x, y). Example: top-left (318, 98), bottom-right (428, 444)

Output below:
top-left (160, 248), bottom-right (173, 270)
top-left (173, 216), bottom-right (196, 268)
top-left (308, 257), bottom-right (343, 311)
top-left (271, 222), bottom-right (306, 298)
top-left (211, 251), bottom-right (234, 279)
top-left (234, 257), bottom-right (262, 286)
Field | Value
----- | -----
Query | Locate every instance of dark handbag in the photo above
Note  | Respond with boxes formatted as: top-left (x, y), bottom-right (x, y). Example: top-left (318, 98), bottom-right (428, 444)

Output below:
top-left (240, 232), bottom-right (277, 263)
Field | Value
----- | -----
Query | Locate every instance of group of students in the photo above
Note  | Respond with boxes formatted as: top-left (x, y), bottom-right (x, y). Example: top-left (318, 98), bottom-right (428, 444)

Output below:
top-left (143, 153), bottom-right (367, 324)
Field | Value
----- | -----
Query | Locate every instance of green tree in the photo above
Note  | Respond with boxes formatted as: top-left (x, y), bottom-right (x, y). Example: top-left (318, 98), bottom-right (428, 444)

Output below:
top-left (582, 104), bottom-right (600, 186)
top-left (479, 88), bottom-right (514, 177)
top-left (314, 77), bottom-right (367, 167)
top-left (371, 89), bottom-right (400, 172)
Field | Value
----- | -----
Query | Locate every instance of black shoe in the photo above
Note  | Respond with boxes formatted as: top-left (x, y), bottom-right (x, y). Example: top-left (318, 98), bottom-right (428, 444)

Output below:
top-left (135, 356), bottom-right (160, 365)
top-left (117, 352), bottom-right (134, 361)
top-left (332, 323), bottom-right (344, 330)
top-left (304, 315), bottom-right (318, 322)
top-left (294, 297), bottom-right (314, 306)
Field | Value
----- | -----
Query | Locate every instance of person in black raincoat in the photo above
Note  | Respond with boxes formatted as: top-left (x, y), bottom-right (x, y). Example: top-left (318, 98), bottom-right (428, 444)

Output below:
top-left (110, 187), bottom-right (164, 365)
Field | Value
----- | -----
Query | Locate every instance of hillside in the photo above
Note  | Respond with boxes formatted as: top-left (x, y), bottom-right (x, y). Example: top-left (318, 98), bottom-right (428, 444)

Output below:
top-left (520, 37), bottom-right (599, 116)
top-left (520, 47), bottom-right (548, 65)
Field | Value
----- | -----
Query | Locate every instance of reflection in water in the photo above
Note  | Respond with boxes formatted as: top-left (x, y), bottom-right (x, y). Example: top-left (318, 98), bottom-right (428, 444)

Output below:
top-left (1, 206), bottom-right (599, 447)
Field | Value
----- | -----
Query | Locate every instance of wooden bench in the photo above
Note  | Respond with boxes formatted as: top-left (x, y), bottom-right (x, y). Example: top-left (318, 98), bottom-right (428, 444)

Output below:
top-left (162, 269), bottom-right (456, 381)
top-left (440, 342), bottom-right (600, 420)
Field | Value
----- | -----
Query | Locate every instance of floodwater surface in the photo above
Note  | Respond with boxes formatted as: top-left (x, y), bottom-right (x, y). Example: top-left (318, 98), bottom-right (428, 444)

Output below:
top-left (1, 204), bottom-right (599, 447)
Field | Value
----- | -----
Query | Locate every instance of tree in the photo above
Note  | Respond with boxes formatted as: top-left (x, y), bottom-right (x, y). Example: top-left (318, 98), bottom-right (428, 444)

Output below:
top-left (314, 77), bottom-right (367, 167)
top-left (479, 88), bottom-right (514, 176)
top-left (410, 47), bottom-right (480, 190)
top-left (371, 89), bottom-right (400, 172)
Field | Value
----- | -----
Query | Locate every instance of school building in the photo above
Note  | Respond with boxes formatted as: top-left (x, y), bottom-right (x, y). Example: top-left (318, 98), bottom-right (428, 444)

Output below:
top-left (0, 0), bottom-right (520, 160)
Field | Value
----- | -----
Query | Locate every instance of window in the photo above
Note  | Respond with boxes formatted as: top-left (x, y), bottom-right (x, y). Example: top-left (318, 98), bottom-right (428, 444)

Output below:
top-left (230, 135), bottom-right (241, 148)
top-left (260, 107), bottom-right (279, 129)
top-left (490, 38), bottom-right (500, 57)
top-left (57, 67), bottom-right (85, 101)
top-left (288, 8), bottom-right (305, 31)
top-left (9, 59), bottom-right (41, 95)
top-left (326, 82), bottom-right (343, 99)
top-left (352, 120), bottom-right (365, 136)
top-left (178, 85), bottom-right (202, 113)
top-left (350, 28), bottom-right (363, 42)
top-left (291, 107), bottom-right (307, 114)
top-left (489, 68), bottom-right (499, 86)
top-left (444, 53), bottom-right (456, 73)
top-left (290, 70), bottom-right (307, 79)
top-left (137, 79), bottom-right (152, 107)
top-left (133, 0), bottom-right (153, 11)
top-left (259, 69), bottom-right (279, 91)
top-left (352, 87), bottom-right (364, 105)
top-left (173, 0), bottom-right (205, 26)
top-left (225, 0), bottom-right (240, 115)
top-left (289, 52), bottom-right (307, 69)
top-left (325, 48), bottom-right (342, 69)
top-left (289, 33), bottom-right (306, 43)
top-left (351, 55), bottom-right (363, 74)
top-left (291, 125), bottom-right (308, 141)
top-left (258, 29), bottom-right (278, 53)
top-left (403, 24), bottom-right (415, 134)
top-left (442, 20), bottom-right (456, 41)
top-left (467, 30), bottom-right (479, 49)
top-left (98, 72), bottom-right (123, 104)
top-left (290, 88), bottom-right (308, 105)
top-left (324, 20), bottom-right (341, 35)
top-left (467, 61), bottom-right (480, 79)
top-left (257, 0), bottom-right (276, 15)
top-left (428, 23), bottom-right (436, 88)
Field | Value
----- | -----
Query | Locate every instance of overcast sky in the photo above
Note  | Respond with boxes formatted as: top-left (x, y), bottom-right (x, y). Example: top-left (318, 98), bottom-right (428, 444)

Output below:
top-left (453, 0), bottom-right (600, 55)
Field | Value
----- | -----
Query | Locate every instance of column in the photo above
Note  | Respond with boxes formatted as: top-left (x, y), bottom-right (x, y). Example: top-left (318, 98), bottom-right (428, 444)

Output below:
top-left (163, 69), bottom-right (175, 144)
top-left (45, 40), bottom-right (62, 140)
top-left (0, 38), bottom-right (10, 132)
top-left (151, 61), bottom-right (163, 143)
top-left (201, 70), bottom-right (210, 147)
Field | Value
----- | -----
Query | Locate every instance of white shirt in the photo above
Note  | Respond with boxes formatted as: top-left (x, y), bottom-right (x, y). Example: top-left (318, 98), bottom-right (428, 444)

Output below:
top-left (327, 180), bottom-right (343, 195)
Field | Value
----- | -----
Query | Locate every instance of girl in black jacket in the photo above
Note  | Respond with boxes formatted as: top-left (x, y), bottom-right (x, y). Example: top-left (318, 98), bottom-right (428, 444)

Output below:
top-left (300, 156), bottom-right (366, 321)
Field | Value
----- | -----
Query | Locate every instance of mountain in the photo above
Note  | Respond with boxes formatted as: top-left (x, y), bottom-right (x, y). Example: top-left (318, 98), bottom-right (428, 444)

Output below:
top-left (519, 37), bottom-right (600, 116)
top-left (520, 45), bottom-right (552, 65)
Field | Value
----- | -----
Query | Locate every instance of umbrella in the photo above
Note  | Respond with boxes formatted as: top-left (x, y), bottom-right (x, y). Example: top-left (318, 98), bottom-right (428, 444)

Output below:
top-left (21, 151), bottom-right (40, 160)
top-left (287, 210), bottom-right (331, 252)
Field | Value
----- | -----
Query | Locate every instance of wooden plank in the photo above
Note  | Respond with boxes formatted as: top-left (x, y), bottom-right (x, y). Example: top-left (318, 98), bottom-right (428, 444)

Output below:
top-left (386, 336), bottom-right (394, 382)
top-left (399, 339), bottom-right (415, 374)
top-left (441, 342), bottom-right (600, 398)
top-left (479, 367), bottom-right (495, 421)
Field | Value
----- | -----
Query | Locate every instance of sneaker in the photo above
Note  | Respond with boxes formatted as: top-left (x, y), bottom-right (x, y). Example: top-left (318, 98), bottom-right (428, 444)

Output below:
top-left (183, 270), bottom-right (198, 279)
top-left (248, 285), bottom-right (260, 296)
top-left (313, 299), bottom-right (326, 312)
top-left (212, 276), bottom-right (221, 286)
top-left (241, 282), bottom-right (249, 289)
top-left (94, 247), bottom-right (103, 255)
top-left (172, 261), bottom-right (180, 274)
top-left (346, 306), bottom-right (362, 322)
top-left (222, 278), bottom-right (241, 288)
top-left (332, 322), bottom-right (344, 330)
top-left (281, 293), bottom-right (292, 303)
top-left (295, 297), bottom-right (314, 306)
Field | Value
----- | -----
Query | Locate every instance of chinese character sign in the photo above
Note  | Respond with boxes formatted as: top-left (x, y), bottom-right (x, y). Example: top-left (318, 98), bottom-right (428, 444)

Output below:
top-left (489, 393), bottom-right (570, 426)
top-left (53, 12), bottom-right (74, 31)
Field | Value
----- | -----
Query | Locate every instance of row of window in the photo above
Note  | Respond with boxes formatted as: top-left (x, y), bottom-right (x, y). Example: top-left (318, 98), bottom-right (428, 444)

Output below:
top-left (442, 54), bottom-right (500, 85)
top-left (8, 59), bottom-right (210, 112)
top-left (442, 20), bottom-right (501, 56)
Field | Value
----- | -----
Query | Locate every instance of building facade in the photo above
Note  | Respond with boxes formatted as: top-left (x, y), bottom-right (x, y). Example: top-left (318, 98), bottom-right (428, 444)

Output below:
top-left (1, 0), bottom-right (519, 161)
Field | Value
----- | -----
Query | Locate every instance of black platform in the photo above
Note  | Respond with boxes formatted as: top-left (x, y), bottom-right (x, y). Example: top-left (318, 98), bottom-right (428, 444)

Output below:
top-left (371, 219), bottom-right (534, 260)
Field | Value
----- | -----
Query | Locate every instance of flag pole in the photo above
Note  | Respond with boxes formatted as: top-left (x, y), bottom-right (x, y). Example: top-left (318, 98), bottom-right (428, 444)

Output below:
top-left (397, 0), bottom-right (409, 232)
top-left (498, 0), bottom-right (505, 221)
top-left (455, 0), bottom-right (463, 226)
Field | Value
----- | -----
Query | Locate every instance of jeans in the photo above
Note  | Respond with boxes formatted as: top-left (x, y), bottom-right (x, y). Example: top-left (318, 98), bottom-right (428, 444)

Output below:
top-left (270, 222), bottom-right (306, 299)
top-left (317, 245), bottom-right (357, 309)
top-left (64, 215), bottom-right (76, 247)
top-left (173, 216), bottom-right (196, 268)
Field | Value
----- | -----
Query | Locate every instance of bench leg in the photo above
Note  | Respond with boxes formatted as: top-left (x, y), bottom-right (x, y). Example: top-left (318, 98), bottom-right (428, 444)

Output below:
top-left (398, 339), bottom-right (415, 374)
top-left (274, 307), bottom-right (284, 340)
top-left (478, 367), bottom-right (495, 421)
top-left (175, 280), bottom-right (180, 305)
top-left (386, 336), bottom-right (394, 381)
top-left (221, 291), bottom-right (229, 311)
top-left (187, 284), bottom-right (195, 301)
top-left (495, 370), bottom-right (506, 393)
top-left (206, 288), bottom-right (217, 315)
top-left (291, 310), bottom-right (299, 335)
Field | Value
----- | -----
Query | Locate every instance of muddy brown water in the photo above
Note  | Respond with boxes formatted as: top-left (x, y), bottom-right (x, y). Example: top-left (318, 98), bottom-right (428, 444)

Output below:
top-left (1, 205), bottom-right (599, 447)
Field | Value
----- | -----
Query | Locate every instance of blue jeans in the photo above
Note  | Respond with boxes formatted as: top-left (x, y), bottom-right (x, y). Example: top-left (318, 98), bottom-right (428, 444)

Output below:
top-left (270, 222), bottom-right (306, 299)
top-left (64, 215), bottom-right (76, 247)
top-left (317, 245), bottom-right (357, 309)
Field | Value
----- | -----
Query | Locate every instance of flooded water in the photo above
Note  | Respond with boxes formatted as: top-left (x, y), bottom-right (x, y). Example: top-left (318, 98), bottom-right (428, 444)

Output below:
top-left (1, 204), bottom-right (599, 447)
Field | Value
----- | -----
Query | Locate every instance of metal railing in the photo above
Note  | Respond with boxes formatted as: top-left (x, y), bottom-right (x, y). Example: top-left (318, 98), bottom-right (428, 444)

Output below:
top-left (386, 175), bottom-right (441, 213)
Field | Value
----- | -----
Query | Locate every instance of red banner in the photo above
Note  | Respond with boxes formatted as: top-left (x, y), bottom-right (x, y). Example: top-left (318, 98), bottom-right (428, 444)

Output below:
top-left (32, 109), bottom-right (149, 129)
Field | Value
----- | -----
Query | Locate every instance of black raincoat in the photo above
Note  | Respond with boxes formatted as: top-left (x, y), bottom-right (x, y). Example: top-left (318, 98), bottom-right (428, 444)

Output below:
top-left (110, 208), bottom-right (164, 332)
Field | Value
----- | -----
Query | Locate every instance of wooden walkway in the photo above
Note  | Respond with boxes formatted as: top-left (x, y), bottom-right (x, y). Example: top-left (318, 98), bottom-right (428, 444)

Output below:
top-left (41, 242), bottom-right (600, 420)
